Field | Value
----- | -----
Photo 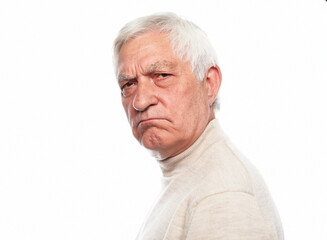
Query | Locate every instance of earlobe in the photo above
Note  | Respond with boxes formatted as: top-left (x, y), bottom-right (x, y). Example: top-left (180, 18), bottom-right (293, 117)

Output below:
top-left (205, 65), bottom-right (222, 105)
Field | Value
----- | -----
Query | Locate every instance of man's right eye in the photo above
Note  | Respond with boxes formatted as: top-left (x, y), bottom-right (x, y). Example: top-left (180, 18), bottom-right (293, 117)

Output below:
top-left (121, 82), bottom-right (134, 89)
top-left (121, 81), bottom-right (137, 97)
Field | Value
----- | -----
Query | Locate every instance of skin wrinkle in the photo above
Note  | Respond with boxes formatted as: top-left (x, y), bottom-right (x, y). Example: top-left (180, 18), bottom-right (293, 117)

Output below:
top-left (118, 74), bottom-right (135, 83)
top-left (118, 60), bottom-right (178, 84)
top-left (146, 60), bottom-right (177, 75)
top-left (118, 31), bottom-right (220, 160)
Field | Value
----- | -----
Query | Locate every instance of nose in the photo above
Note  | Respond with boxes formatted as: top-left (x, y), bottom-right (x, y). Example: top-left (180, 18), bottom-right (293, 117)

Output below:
top-left (133, 78), bottom-right (158, 112)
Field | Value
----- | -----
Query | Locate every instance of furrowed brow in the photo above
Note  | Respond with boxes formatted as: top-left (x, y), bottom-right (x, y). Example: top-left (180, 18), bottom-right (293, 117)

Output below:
top-left (145, 61), bottom-right (176, 74)
top-left (118, 74), bottom-right (134, 83)
top-left (117, 61), bottom-right (176, 82)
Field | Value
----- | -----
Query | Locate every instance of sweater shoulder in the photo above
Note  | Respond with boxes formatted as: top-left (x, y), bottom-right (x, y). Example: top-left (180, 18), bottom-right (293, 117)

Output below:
top-left (187, 140), bottom-right (257, 203)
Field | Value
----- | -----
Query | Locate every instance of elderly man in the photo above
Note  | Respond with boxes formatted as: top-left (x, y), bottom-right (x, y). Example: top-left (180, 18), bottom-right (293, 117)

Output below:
top-left (113, 12), bottom-right (284, 240)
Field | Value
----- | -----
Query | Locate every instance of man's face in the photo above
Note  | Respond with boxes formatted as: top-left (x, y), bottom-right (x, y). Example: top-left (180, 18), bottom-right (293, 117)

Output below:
top-left (117, 31), bottom-right (213, 159)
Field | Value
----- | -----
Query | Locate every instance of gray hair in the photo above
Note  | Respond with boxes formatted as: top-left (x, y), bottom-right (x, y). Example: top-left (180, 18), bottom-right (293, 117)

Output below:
top-left (113, 12), bottom-right (220, 110)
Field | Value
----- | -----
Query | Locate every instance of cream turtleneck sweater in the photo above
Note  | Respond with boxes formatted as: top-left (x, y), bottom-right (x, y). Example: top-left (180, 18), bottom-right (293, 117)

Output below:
top-left (136, 119), bottom-right (284, 240)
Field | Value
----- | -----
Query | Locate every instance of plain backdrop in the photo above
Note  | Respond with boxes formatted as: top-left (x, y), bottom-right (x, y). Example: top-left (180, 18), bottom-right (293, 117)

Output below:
top-left (0, 0), bottom-right (326, 239)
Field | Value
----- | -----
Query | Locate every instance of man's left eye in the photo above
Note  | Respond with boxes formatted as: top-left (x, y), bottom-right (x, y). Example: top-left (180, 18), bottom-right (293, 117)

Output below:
top-left (157, 73), bottom-right (170, 78)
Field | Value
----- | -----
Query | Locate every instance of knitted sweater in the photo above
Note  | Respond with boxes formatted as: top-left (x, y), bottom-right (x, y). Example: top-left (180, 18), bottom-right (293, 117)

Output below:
top-left (136, 119), bottom-right (284, 240)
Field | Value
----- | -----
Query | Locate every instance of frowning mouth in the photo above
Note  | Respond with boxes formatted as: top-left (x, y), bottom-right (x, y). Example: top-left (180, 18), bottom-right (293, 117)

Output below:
top-left (137, 118), bottom-right (163, 127)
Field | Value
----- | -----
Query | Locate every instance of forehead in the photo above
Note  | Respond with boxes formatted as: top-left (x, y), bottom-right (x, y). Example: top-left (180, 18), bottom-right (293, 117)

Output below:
top-left (117, 31), bottom-right (184, 75)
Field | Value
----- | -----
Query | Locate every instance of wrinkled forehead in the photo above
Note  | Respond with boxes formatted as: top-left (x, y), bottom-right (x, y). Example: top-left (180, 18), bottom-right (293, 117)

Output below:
top-left (116, 31), bottom-right (184, 77)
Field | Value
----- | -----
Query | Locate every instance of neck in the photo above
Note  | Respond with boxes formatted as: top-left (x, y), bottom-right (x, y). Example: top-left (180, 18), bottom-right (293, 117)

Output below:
top-left (157, 118), bottom-right (224, 177)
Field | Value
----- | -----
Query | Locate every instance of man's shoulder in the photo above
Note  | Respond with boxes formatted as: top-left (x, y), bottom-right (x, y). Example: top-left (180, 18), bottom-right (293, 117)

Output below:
top-left (187, 139), bottom-right (258, 203)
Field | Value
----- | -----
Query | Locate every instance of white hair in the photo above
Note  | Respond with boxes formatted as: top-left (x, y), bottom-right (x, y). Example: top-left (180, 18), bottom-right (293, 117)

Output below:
top-left (113, 12), bottom-right (220, 110)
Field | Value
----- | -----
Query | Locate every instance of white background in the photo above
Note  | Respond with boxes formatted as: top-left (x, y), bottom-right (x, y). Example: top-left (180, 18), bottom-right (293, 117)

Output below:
top-left (0, 0), bottom-right (326, 239)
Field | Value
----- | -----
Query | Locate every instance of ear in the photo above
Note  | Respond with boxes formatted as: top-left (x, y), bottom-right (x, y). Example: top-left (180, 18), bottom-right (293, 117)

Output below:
top-left (204, 65), bottom-right (222, 106)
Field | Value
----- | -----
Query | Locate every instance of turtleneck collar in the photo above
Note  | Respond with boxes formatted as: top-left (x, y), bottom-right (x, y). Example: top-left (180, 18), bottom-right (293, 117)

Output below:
top-left (157, 119), bottom-right (225, 178)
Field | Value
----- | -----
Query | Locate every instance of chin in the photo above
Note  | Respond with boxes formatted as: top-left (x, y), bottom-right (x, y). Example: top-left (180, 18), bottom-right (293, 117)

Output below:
top-left (135, 126), bottom-right (162, 147)
top-left (140, 133), bottom-right (163, 150)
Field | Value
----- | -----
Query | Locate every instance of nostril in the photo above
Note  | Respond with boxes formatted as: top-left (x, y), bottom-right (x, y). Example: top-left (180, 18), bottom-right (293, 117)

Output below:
top-left (133, 93), bottom-right (157, 112)
top-left (133, 93), bottom-right (147, 112)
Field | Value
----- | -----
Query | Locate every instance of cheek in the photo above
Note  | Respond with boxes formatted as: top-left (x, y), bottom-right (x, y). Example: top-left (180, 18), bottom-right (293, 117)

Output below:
top-left (175, 84), bottom-right (200, 110)
top-left (123, 102), bottom-right (140, 140)
top-left (175, 84), bottom-right (207, 121)
top-left (122, 99), bottom-right (134, 124)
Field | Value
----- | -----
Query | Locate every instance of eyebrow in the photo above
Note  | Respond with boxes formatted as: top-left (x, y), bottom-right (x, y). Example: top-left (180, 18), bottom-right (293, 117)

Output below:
top-left (118, 74), bottom-right (134, 83)
top-left (118, 60), bottom-right (177, 83)
top-left (144, 60), bottom-right (177, 74)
